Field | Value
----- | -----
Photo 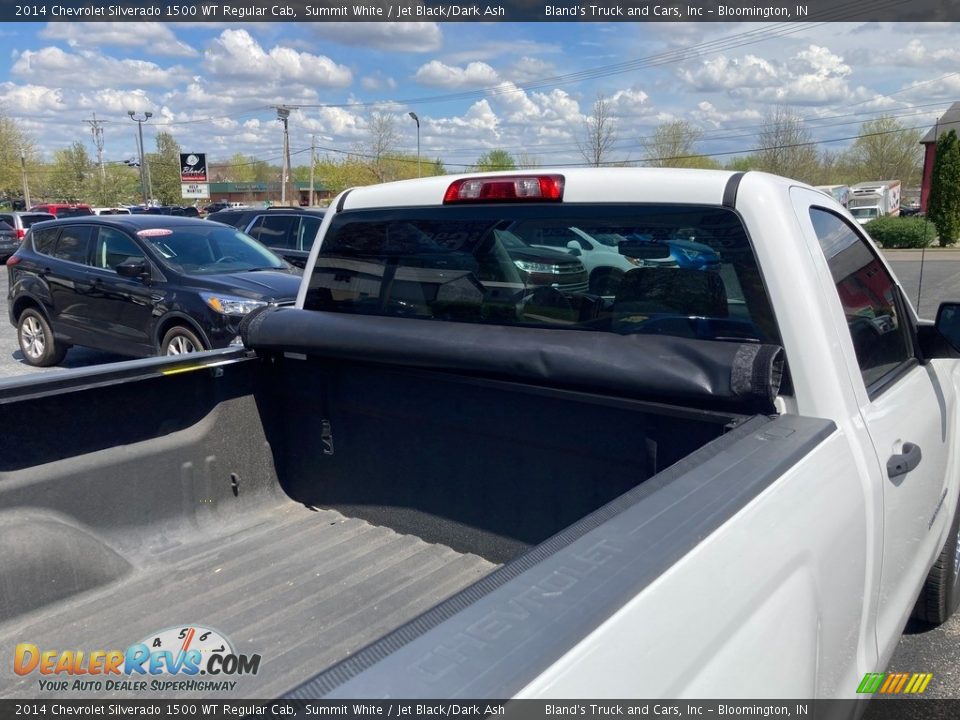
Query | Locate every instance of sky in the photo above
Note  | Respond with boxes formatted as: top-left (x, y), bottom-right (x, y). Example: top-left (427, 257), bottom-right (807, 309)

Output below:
top-left (1, 20), bottom-right (959, 171)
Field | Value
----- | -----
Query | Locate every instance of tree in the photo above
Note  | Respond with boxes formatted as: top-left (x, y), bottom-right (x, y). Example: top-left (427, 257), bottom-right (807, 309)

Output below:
top-left (0, 114), bottom-right (36, 202)
top-left (226, 152), bottom-right (257, 182)
top-left (843, 116), bottom-right (923, 186)
top-left (643, 121), bottom-right (714, 168)
top-left (755, 106), bottom-right (819, 182)
top-left (428, 157), bottom-right (446, 176)
top-left (473, 149), bottom-right (517, 172)
top-left (725, 154), bottom-right (761, 172)
top-left (146, 131), bottom-right (182, 205)
top-left (517, 151), bottom-right (540, 169)
top-left (928, 129), bottom-right (960, 245)
top-left (48, 143), bottom-right (92, 201)
top-left (316, 156), bottom-right (372, 195)
top-left (98, 164), bottom-right (141, 206)
top-left (578, 94), bottom-right (618, 167)
top-left (363, 112), bottom-right (399, 183)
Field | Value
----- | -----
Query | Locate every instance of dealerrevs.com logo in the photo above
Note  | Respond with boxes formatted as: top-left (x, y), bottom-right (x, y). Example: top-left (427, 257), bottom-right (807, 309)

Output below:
top-left (14, 625), bottom-right (261, 693)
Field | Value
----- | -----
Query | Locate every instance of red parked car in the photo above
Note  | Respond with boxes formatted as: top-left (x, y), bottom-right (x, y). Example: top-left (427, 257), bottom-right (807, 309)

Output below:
top-left (30, 203), bottom-right (94, 218)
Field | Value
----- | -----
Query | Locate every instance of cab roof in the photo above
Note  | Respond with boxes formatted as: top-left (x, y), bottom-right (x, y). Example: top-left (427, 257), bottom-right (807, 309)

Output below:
top-left (337, 168), bottom-right (780, 211)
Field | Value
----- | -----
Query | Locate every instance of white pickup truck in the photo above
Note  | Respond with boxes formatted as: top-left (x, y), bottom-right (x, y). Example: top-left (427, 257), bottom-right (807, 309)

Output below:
top-left (3, 169), bottom-right (960, 701)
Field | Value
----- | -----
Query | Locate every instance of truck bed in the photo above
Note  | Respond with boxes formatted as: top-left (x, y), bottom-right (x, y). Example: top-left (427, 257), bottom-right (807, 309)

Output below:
top-left (0, 320), bottom-right (785, 699)
top-left (1, 500), bottom-right (494, 699)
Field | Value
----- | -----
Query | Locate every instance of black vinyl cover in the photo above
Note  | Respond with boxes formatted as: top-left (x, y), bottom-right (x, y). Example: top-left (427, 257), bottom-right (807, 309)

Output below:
top-left (242, 307), bottom-right (784, 414)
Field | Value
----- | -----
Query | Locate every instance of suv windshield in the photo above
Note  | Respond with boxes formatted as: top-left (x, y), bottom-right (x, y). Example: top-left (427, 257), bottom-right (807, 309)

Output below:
top-left (139, 225), bottom-right (285, 275)
top-left (306, 204), bottom-right (779, 344)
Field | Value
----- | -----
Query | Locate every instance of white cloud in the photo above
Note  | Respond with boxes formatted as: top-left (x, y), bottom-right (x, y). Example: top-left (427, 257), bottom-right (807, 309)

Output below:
top-left (681, 54), bottom-right (778, 91)
top-left (608, 88), bottom-right (652, 117)
top-left (414, 60), bottom-right (499, 88)
top-left (0, 82), bottom-right (66, 114)
top-left (203, 29), bottom-right (352, 88)
top-left (794, 46), bottom-right (851, 80)
top-left (888, 39), bottom-right (960, 68)
top-left (74, 89), bottom-right (158, 115)
top-left (313, 106), bottom-right (366, 138)
top-left (506, 56), bottom-right (557, 84)
top-left (489, 82), bottom-right (540, 123)
top-left (691, 100), bottom-right (762, 128)
top-left (531, 89), bottom-right (582, 125)
top-left (894, 74), bottom-right (960, 103)
top-left (310, 22), bottom-right (441, 52)
top-left (40, 23), bottom-right (197, 57)
top-left (428, 99), bottom-right (501, 145)
top-left (680, 45), bottom-right (859, 105)
top-left (12, 47), bottom-right (188, 88)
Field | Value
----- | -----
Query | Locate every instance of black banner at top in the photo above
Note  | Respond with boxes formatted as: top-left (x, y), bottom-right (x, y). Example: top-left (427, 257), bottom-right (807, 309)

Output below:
top-left (4, 0), bottom-right (959, 23)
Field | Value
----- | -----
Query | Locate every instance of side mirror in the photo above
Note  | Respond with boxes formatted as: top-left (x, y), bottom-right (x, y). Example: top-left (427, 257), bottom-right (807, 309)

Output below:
top-left (935, 302), bottom-right (960, 351)
top-left (565, 240), bottom-right (582, 256)
top-left (115, 258), bottom-right (150, 279)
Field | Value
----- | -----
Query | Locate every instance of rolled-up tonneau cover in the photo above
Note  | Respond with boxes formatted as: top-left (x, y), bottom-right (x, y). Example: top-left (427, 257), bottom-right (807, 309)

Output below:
top-left (241, 308), bottom-right (784, 414)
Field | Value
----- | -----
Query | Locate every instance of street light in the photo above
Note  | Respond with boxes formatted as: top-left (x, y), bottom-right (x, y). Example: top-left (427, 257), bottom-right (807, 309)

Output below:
top-left (409, 112), bottom-right (421, 178)
top-left (128, 110), bottom-right (152, 207)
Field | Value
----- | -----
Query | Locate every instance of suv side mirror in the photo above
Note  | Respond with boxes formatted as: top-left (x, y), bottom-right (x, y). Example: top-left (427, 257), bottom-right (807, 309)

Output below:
top-left (935, 302), bottom-right (960, 351)
top-left (565, 240), bottom-right (582, 256)
top-left (116, 258), bottom-right (150, 280)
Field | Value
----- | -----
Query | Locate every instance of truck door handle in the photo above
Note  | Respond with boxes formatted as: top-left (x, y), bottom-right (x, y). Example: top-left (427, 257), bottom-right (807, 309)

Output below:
top-left (888, 443), bottom-right (922, 478)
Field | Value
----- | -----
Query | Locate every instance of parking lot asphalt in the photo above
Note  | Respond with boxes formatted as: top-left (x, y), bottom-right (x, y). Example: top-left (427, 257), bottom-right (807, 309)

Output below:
top-left (3, 251), bottom-right (960, 694)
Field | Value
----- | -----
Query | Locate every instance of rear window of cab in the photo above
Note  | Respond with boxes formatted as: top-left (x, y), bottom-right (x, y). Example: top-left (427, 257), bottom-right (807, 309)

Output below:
top-left (305, 204), bottom-right (781, 345)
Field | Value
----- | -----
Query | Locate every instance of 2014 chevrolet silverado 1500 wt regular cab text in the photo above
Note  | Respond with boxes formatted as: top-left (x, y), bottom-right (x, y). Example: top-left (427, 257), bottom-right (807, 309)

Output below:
top-left (4, 169), bottom-right (960, 702)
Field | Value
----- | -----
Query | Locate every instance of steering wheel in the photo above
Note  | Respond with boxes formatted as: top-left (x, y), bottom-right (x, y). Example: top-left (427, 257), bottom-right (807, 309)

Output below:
top-left (214, 256), bottom-right (239, 264)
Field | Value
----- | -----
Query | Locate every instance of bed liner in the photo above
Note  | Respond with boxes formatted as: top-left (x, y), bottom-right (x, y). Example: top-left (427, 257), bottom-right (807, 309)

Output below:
top-left (0, 502), bottom-right (495, 699)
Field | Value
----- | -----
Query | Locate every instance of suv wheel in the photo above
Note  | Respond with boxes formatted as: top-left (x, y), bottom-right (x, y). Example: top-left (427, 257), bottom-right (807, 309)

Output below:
top-left (18, 309), bottom-right (67, 367)
top-left (160, 326), bottom-right (206, 355)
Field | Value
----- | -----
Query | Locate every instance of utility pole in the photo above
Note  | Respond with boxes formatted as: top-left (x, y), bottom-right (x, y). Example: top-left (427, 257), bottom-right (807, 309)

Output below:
top-left (276, 106), bottom-right (291, 205)
top-left (19, 148), bottom-right (31, 209)
top-left (86, 113), bottom-right (106, 204)
top-left (85, 113), bottom-right (106, 181)
top-left (408, 112), bottom-right (421, 178)
top-left (309, 134), bottom-right (316, 206)
top-left (128, 110), bottom-right (152, 207)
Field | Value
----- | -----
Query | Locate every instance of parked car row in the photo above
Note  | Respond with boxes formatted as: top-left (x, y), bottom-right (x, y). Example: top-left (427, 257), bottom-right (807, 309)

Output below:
top-left (5, 200), bottom-right (730, 367)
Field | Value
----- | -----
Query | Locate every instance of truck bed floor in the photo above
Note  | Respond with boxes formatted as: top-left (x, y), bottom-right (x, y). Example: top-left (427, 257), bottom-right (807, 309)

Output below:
top-left (1, 503), bottom-right (495, 699)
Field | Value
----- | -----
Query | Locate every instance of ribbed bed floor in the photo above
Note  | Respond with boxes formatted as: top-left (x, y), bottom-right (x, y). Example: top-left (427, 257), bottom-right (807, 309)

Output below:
top-left (0, 504), bottom-right (496, 699)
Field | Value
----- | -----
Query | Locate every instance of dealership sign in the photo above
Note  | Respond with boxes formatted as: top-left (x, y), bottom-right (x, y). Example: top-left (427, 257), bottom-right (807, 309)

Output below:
top-left (180, 153), bottom-right (209, 199)
top-left (181, 183), bottom-right (210, 199)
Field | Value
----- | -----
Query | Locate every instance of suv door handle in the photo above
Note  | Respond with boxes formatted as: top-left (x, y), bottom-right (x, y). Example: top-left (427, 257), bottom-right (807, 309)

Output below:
top-left (888, 442), bottom-right (922, 478)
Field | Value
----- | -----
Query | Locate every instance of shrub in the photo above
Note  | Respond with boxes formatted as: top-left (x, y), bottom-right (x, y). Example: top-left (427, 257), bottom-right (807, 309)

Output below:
top-left (929, 129), bottom-right (960, 246)
top-left (864, 216), bottom-right (935, 248)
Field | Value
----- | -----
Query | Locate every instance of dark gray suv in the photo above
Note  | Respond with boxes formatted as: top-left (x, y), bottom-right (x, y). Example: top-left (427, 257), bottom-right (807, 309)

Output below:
top-left (207, 207), bottom-right (325, 268)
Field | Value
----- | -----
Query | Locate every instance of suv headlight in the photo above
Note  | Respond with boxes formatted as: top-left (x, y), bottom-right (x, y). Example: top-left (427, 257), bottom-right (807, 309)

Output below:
top-left (200, 292), bottom-right (268, 316)
top-left (514, 259), bottom-right (560, 274)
